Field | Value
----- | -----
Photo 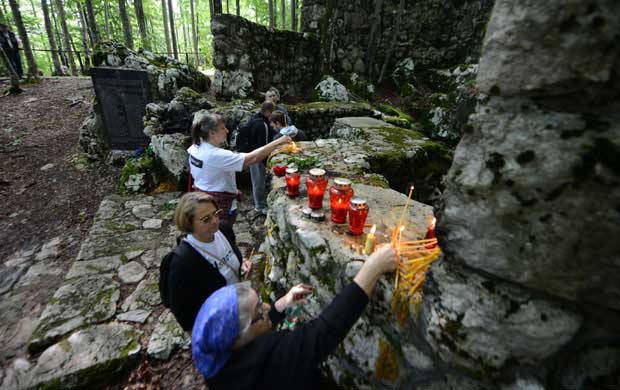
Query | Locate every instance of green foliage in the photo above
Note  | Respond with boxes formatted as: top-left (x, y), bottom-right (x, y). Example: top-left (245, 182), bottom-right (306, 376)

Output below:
top-left (286, 156), bottom-right (319, 170)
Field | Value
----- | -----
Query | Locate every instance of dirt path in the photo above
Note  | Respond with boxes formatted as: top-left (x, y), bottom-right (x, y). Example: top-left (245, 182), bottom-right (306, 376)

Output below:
top-left (0, 78), bottom-right (120, 367)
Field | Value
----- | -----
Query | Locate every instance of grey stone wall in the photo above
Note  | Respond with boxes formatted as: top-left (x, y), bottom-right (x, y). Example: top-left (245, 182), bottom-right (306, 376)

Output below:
top-left (211, 14), bottom-right (321, 99)
top-left (300, 0), bottom-right (494, 77)
top-left (431, 0), bottom-right (620, 387)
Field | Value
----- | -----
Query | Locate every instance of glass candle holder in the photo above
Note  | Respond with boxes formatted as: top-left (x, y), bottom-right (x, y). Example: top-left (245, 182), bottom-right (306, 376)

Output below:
top-left (272, 164), bottom-right (287, 177)
top-left (348, 197), bottom-right (369, 235)
top-left (329, 178), bottom-right (353, 224)
top-left (425, 216), bottom-right (437, 249)
top-left (285, 167), bottom-right (300, 197)
top-left (306, 168), bottom-right (328, 209)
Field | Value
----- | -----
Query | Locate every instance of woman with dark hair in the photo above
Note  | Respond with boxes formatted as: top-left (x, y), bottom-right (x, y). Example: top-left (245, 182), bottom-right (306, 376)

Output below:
top-left (191, 245), bottom-right (398, 389)
top-left (187, 111), bottom-right (291, 226)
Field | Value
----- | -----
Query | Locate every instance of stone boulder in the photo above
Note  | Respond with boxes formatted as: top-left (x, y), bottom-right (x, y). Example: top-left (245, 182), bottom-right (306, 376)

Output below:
top-left (151, 132), bottom-right (191, 185)
top-left (285, 101), bottom-right (375, 140)
top-left (314, 76), bottom-right (350, 102)
top-left (143, 87), bottom-right (213, 136)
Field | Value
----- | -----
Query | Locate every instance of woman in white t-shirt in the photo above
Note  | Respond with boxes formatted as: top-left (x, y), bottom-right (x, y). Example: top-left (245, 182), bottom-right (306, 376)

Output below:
top-left (188, 111), bottom-right (291, 227)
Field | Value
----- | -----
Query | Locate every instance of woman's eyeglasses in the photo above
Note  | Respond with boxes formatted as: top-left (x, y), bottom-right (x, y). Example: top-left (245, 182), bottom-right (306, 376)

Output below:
top-left (251, 296), bottom-right (267, 324)
top-left (200, 209), bottom-right (222, 224)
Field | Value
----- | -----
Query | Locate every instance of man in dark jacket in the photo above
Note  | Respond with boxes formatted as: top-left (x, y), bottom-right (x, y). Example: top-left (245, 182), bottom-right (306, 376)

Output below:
top-left (0, 24), bottom-right (23, 79)
top-left (236, 101), bottom-right (276, 215)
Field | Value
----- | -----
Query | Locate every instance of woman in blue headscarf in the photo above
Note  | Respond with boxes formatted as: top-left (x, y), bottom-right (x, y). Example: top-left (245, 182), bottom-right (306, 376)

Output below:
top-left (192, 245), bottom-right (397, 389)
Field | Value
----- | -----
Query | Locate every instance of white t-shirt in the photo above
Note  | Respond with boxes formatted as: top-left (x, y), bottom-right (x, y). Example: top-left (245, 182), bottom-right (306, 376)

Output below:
top-left (186, 232), bottom-right (241, 285)
top-left (187, 141), bottom-right (246, 209)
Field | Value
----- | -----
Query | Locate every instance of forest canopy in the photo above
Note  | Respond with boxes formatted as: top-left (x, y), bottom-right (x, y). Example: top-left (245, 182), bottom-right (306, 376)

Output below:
top-left (0, 0), bottom-right (302, 77)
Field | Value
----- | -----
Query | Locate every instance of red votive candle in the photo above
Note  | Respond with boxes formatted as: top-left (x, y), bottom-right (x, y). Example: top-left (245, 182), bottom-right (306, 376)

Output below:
top-left (306, 168), bottom-right (328, 209)
top-left (285, 167), bottom-right (300, 197)
top-left (348, 197), bottom-right (369, 235)
top-left (425, 215), bottom-right (437, 248)
top-left (273, 164), bottom-right (287, 177)
top-left (329, 178), bottom-right (353, 224)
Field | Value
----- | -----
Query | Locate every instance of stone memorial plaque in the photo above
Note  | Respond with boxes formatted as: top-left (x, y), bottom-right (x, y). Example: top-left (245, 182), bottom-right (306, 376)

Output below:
top-left (91, 67), bottom-right (152, 149)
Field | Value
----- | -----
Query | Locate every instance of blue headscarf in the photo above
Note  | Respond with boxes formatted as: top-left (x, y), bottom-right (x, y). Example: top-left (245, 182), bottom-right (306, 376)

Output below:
top-left (192, 285), bottom-right (240, 379)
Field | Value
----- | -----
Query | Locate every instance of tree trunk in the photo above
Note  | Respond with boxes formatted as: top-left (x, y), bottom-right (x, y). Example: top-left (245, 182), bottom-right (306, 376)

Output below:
top-left (55, 0), bottom-right (76, 74)
top-left (80, 3), bottom-right (94, 47)
top-left (378, 0), bottom-right (405, 84)
top-left (290, 0), bottom-right (296, 31)
top-left (77, 3), bottom-right (91, 70)
top-left (167, 0), bottom-right (178, 59)
top-left (70, 36), bottom-right (84, 74)
top-left (235, 0), bottom-right (239, 16)
top-left (41, 0), bottom-right (62, 75)
top-left (0, 47), bottom-right (22, 94)
top-left (225, 0), bottom-right (228, 14)
top-left (134, 0), bottom-right (149, 49)
top-left (0, 2), bottom-right (6, 24)
top-left (281, 0), bottom-right (285, 29)
top-left (117, 0), bottom-right (133, 49)
top-left (161, 0), bottom-right (171, 55)
top-left (84, 0), bottom-right (99, 45)
top-left (103, 0), bottom-right (110, 39)
top-left (8, 0), bottom-right (39, 79)
top-left (212, 0), bottom-right (221, 14)
top-left (28, 0), bottom-right (37, 18)
top-left (50, 0), bottom-right (67, 68)
top-left (268, 0), bottom-right (274, 28)
top-left (190, 0), bottom-right (199, 66)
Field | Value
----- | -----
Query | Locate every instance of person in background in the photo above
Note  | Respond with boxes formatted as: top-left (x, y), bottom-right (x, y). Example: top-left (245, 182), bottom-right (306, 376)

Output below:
top-left (192, 245), bottom-right (398, 390)
top-left (270, 110), bottom-right (307, 142)
top-left (235, 102), bottom-right (276, 215)
top-left (0, 23), bottom-right (23, 79)
top-left (188, 111), bottom-right (291, 226)
top-left (162, 192), bottom-right (250, 332)
top-left (264, 87), bottom-right (293, 126)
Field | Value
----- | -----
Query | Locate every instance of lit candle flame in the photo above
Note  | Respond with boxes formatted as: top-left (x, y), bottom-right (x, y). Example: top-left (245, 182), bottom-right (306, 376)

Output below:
top-left (399, 225), bottom-right (405, 232)
top-left (429, 216), bottom-right (436, 229)
top-left (370, 224), bottom-right (376, 235)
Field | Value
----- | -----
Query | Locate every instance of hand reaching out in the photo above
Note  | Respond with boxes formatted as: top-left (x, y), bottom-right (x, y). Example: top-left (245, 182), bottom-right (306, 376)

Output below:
top-left (274, 283), bottom-right (313, 312)
top-left (241, 259), bottom-right (252, 279)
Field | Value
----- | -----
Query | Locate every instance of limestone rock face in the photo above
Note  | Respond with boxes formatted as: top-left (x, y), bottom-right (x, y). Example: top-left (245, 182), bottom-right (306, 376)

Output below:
top-left (440, 97), bottom-right (620, 309)
top-left (211, 14), bottom-right (321, 99)
top-left (285, 102), bottom-right (375, 140)
top-left (477, 0), bottom-right (620, 99)
top-left (147, 310), bottom-right (190, 360)
top-left (151, 133), bottom-right (191, 185)
top-left (422, 262), bottom-right (582, 371)
top-left (25, 323), bottom-right (141, 389)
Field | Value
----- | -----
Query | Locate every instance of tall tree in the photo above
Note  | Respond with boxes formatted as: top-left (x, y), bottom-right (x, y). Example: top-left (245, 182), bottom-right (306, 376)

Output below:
top-left (8, 0), bottom-right (39, 78)
top-left (55, 0), bottom-right (77, 74)
top-left (161, 0), bottom-right (171, 55)
top-left (50, 0), bottom-right (67, 67)
top-left (190, 0), bottom-right (199, 66)
top-left (167, 0), bottom-right (178, 59)
top-left (212, 0), bottom-right (221, 14)
top-left (281, 0), bottom-right (285, 29)
top-left (268, 0), bottom-right (273, 28)
top-left (77, 3), bottom-right (91, 69)
top-left (41, 0), bottom-right (62, 75)
top-left (84, 0), bottom-right (99, 45)
top-left (225, 0), bottom-right (228, 13)
top-left (235, 0), bottom-right (239, 16)
top-left (103, 0), bottom-right (110, 39)
top-left (134, 0), bottom-right (149, 49)
top-left (28, 0), bottom-right (37, 17)
top-left (290, 0), bottom-right (296, 31)
top-left (117, 0), bottom-right (133, 49)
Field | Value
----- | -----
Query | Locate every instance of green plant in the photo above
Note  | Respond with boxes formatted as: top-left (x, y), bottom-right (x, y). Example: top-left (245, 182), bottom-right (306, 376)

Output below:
top-left (286, 156), bottom-right (319, 170)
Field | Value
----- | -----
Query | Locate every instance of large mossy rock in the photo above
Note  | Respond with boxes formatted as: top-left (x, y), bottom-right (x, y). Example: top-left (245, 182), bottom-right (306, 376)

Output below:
top-left (329, 117), bottom-right (452, 203)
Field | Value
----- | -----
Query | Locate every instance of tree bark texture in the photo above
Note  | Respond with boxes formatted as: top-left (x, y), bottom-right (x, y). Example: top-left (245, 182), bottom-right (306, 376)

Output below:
top-left (281, 0), bottom-right (285, 29)
top-left (134, 0), bottom-right (149, 49)
top-left (84, 0), bottom-right (99, 44)
top-left (77, 3), bottom-right (91, 69)
top-left (235, 0), bottom-right (239, 16)
top-left (225, 0), bottom-right (229, 14)
top-left (161, 0), bottom-right (171, 55)
top-left (8, 0), bottom-right (38, 78)
top-left (103, 0), bottom-right (110, 39)
top-left (268, 0), bottom-right (274, 28)
top-left (212, 0), bottom-right (221, 14)
top-left (117, 0), bottom-right (133, 49)
top-left (41, 0), bottom-right (62, 75)
top-left (190, 0), bottom-right (199, 66)
top-left (167, 0), bottom-right (178, 59)
top-left (50, 0), bottom-right (68, 67)
top-left (290, 0), bottom-right (296, 31)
